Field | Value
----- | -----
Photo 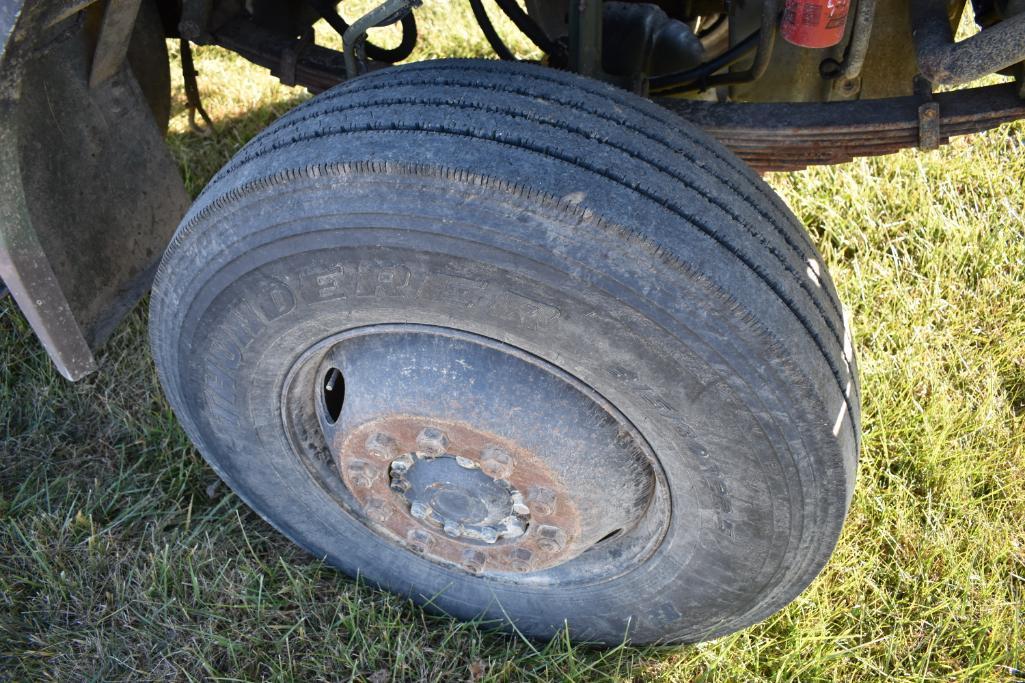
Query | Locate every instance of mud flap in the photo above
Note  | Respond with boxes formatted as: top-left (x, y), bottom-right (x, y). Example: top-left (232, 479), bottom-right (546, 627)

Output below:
top-left (0, 2), bottom-right (188, 380)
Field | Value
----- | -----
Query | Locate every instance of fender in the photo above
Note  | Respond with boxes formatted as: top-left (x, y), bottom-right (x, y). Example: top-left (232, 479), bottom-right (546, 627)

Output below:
top-left (0, 0), bottom-right (188, 379)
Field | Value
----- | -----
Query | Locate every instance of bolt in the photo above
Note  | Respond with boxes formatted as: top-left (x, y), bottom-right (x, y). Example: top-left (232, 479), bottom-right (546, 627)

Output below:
top-left (510, 491), bottom-right (530, 517)
top-left (528, 486), bottom-right (557, 516)
top-left (480, 445), bottom-right (514, 479)
top-left (406, 529), bottom-right (434, 554)
top-left (365, 498), bottom-right (391, 523)
top-left (500, 515), bottom-right (525, 539)
top-left (462, 549), bottom-right (486, 573)
top-left (410, 501), bottom-right (431, 520)
top-left (365, 432), bottom-right (397, 460)
top-left (509, 547), bottom-right (533, 572)
top-left (536, 524), bottom-right (567, 553)
top-left (347, 460), bottom-right (378, 488)
top-left (416, 427), bottom-right (449, 457)
top-left (443, 520), bottom-right (462, 537)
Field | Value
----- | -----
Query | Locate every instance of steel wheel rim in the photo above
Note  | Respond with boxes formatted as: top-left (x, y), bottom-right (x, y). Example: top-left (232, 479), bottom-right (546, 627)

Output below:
top-left (281, 324), bottom-right (673, 584)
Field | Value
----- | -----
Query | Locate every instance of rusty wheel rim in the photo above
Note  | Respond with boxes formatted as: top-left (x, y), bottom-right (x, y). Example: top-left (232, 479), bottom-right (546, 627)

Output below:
top-left (282, 324), bottom-right (672, 581)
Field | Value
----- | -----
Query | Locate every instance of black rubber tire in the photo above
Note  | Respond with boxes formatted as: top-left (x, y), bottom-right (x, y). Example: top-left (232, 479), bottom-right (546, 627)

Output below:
top-left (150, 59), bottom-right (859, 645)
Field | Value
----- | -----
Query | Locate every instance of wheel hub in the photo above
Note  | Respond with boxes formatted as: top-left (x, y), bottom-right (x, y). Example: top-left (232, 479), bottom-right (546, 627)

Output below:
top-left (337, 416), bottom-right (579, 573)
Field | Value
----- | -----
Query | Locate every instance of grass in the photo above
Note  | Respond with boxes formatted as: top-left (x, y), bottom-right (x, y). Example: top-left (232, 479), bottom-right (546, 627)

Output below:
top-left (2, 2), bottom-right (1024, 679)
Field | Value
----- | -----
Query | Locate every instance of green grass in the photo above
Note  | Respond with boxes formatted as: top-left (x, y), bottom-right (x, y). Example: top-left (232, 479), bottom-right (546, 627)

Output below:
top-left (2, 2), bottom-right (1024, 679)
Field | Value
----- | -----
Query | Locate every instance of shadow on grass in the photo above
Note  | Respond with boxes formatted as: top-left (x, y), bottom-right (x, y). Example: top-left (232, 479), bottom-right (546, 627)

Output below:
top-left (166, 90), bottom-right (312, 197)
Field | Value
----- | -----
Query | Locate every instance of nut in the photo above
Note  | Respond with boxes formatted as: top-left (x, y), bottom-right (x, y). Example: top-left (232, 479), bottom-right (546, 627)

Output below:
top-left (410, 501), bottom-right (431, 520)
top-left (389, 453), bottom-right (415, 474)
top-left (365, 498), bottom-right (391, 523)
top-left (500, 515), bottom-right (525, 539)
top-left (509, 547), bottom-right (533, 572)
top-left (365, 432), bottom-right (398, 460)
top-left (347, 460), bottom-right (378, 488)
top-left (535, 524), bottom-right (567, 553)
top-left (406, 529), bottom-right (434, 554)
top-left (510, 491), bottom-right (530, 516)
top-left (462, 549), bottom-right (486, 573)
top-left (416, 427), bottom-right (449, 457)
top-left (480, 445), bottom-right (513, 479)
top-left (528, 486), bottom-right (557, 516)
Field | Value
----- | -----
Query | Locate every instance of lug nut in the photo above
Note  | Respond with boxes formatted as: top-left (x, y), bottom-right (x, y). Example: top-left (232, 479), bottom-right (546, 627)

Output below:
top-left (410, 501), bottom-right (431, 520)
top-left (406, 529), bottom-right (434, 554)
top-left (365, 432), bottom-right (398, 460)
top-left (500, 515), bottom-right (525, 539)
top-left (510, 491), bottom-right (530, 516)
top-left (536, 524), bottom-right (567, 553)
top-left (416, 427), bottom-right (449, 457)
top-left (347, 460), bottom-right (378, 488)
top-left (462, 549), bottom-right (486, 573)
top-left (509, 547), bottom-right (533, 572)
top-left (480, 445), bottom-right (514, 479)
top-left (528, 486), bottom-right (557, 516)
top-left (390, 453), bottom-right (415, 474)
top-left (365, 498), bottom-right (391, 523)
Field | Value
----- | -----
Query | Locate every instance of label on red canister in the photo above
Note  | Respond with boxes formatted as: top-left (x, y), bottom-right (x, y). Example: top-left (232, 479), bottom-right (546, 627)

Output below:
top-left (780, 0), bottom-right (850, 48)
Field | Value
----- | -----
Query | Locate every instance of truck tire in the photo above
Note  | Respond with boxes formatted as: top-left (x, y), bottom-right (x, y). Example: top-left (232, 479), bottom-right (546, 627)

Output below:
top-left (149, 59), bottom-right (859, 644)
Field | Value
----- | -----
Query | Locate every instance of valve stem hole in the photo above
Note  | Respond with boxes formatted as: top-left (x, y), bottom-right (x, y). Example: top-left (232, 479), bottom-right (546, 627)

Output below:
top-left (323, 368), bottom-right (345, 423)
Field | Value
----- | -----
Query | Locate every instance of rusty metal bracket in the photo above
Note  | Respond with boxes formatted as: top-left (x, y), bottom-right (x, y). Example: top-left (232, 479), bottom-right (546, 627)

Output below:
top-left (918, 100), bottom-right (941, 149)
top-left (910, 0), bottom-right (1025, 86)
top-left (343, 0), bottom-right (421, 78)
top-left (915, 76), bottom-right (940, 150)
top-left (89, 0), bottom-right (143, 87)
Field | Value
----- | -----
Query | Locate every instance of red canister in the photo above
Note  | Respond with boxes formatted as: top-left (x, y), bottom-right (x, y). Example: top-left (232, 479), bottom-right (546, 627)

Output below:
top-left (780, 0), bottom-right (851, 48)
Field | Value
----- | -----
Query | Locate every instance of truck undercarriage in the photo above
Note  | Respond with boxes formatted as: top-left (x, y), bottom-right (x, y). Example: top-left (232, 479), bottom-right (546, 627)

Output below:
top-left (2, 0), bottom-right (1023, 379)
